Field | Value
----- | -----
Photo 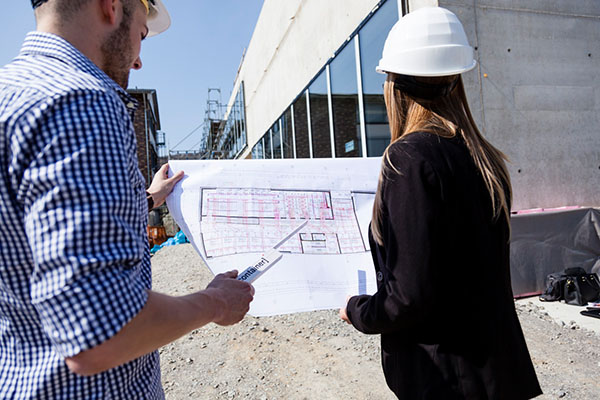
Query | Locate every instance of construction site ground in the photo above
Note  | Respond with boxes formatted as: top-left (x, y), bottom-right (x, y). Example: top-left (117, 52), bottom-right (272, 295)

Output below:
top-left (152, 244), bottom-right (600, 400)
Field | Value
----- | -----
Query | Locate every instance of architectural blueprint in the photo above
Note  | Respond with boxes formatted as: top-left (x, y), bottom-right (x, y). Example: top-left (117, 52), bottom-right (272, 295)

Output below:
top-left (166, 158), bottom-right (381, 316)
top-left (201, 188), bottom-right (367, 258)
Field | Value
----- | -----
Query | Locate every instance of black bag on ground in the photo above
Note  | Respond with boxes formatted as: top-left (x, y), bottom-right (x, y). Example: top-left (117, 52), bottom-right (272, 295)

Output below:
top-left (539, 272), bottom-right (565, 302)
top-left (539, 267), bottom-right (600, 306)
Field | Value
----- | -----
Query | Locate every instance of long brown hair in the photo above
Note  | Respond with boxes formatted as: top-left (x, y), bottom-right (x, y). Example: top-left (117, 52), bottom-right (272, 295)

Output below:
top-left (371, 73), bottom-right (512, 245)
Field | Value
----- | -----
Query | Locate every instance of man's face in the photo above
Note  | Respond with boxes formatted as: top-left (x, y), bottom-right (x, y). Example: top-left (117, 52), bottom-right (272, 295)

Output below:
top-left (101, 1), bottom-right (148, 89)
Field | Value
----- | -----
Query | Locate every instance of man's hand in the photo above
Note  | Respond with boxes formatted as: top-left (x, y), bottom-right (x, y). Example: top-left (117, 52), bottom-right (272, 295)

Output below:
top-left (65, 274), bottom-right (254, 376)
top-left (147, 163), bottom-right (184, 208)
top-left (205, 270), bottom-right (255, 326)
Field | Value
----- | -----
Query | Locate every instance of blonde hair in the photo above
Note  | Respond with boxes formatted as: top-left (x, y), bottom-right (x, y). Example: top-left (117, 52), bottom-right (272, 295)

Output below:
top-left (371, 73), bottom-right (512, 245)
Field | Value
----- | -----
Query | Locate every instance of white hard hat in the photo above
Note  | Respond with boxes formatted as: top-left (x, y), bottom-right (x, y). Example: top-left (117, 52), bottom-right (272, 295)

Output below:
top-left (376, 7), bottom-right (476, 77)
top-left (144, 0), bottom-right (171, 37)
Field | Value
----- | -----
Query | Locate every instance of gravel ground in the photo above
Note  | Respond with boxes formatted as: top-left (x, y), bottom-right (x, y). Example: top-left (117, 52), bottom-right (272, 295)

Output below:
top-left (152, 244), bottom-right (599, 399)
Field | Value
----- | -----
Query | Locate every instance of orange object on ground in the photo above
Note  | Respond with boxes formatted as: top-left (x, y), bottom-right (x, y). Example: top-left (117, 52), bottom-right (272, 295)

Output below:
top-left (148, 226), bottom-right (167, 246)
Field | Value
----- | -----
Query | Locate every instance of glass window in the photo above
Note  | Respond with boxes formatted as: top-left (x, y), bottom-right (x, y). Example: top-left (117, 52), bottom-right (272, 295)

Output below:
top-left (236, 85), bottom-right (245, 155)
top-left (308, 70), bottom-right (331, 158)
top-left (330, 41), bottom-right (361, 157)
top-left (234, 104), bottom-right (241, 154)
top-left (263, 130), bottom-right (273, 159)
top-left (230, 109), bottom-right (237, 155)
top-left (293, 94), bottom-right (310, 158)
top-left (359, 0), bottom-right (398, 156)
top-left (255, 138), bottom-right (265, 159)
top-left (281, 108), bottom-right (294, 158)
top-left (272, 121), bottom-right (282, 159)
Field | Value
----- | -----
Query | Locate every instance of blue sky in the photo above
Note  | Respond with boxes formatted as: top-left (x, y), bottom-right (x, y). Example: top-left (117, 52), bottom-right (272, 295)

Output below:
top-left (0, 1), bottom-right (264, 151)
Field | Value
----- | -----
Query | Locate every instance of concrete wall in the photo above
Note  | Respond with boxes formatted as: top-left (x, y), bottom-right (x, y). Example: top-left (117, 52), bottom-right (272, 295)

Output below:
top-left (228, 0), bottom-right (599, 209)
top-left (229, 0), bottom-right (382, 159)
top-left (420, 0), bottom-right (600, 209)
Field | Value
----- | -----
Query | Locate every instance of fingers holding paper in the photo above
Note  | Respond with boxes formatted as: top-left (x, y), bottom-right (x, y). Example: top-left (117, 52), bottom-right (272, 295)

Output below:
top-left (147, 163), bottom-right (185, 208)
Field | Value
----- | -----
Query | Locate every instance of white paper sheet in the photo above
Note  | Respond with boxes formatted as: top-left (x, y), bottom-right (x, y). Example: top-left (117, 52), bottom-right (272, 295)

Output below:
top-left (166, 158), bottom-right (382, 316)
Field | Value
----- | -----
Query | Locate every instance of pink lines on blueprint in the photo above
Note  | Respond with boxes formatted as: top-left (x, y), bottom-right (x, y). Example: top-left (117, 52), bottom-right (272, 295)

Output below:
top-left (200, 188), bottom-right (365, 258)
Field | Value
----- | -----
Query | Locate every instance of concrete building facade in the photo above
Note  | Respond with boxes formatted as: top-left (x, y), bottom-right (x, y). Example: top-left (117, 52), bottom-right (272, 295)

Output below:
top-left (219, 0), bottom-right (599, 211)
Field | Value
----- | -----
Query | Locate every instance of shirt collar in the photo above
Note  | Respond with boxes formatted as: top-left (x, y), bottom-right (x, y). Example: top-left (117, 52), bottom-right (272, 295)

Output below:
top-left (19, 31), bottom-right (137, 108)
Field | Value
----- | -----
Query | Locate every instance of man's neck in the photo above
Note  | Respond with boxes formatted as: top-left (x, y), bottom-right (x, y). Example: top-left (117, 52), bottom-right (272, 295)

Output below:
top-left (35, 11), bottom-right (105, 70)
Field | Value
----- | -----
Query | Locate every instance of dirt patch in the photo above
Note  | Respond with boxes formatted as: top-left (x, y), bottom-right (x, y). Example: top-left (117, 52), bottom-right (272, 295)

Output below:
top-left (152, 244), bottom-right (599, 399)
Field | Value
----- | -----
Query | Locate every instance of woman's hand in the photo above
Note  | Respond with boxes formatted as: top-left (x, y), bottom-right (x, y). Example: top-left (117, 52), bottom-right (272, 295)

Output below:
top-left (339, 295), bottom-right (352, 324)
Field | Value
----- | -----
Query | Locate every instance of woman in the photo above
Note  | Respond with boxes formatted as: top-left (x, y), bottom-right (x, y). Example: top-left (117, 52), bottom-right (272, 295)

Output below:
top-left (340, 7), bottom-right (541, 399)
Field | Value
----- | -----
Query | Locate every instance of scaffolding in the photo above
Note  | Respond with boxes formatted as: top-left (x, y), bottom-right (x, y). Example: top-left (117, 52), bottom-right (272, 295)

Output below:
top-left (168, 88), bottom-right (225, 160)
top-left (200, 88), bottom-right (225, 159)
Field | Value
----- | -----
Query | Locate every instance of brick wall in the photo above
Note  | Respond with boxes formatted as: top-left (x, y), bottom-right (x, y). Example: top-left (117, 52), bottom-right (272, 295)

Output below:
top-left (128, 90), bottom-right (160, 186)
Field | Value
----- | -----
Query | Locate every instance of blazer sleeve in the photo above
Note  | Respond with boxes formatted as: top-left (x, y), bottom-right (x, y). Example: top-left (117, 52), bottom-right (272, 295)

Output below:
top-left (347, 143), bottom-right (444, 335)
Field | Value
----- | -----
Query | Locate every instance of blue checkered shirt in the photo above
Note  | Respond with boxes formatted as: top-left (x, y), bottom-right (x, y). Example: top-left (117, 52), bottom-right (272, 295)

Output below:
top-left (0, 32), bottom-right (163, 399)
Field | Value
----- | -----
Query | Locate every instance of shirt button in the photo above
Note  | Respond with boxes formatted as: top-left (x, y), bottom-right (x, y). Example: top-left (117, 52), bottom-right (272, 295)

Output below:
top-left (126, 102), bottom-right (135, 109)
top-left (377, 271), bottom-right (383, 281)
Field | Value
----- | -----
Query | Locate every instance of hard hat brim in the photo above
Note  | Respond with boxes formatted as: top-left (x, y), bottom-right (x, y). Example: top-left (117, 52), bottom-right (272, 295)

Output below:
top-left (376, 59), bottom-right (477, 77)
top-left (147, 0), bottom-right (171, 37)
top-left (376, 43), bottom-right (477, 77)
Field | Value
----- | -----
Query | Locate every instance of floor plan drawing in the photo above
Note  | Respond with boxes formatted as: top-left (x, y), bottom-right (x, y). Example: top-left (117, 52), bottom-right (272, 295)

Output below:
top-left (200, 188), bottom-right (367, 258)
top-left (166, 158), bottom-right (381, 316)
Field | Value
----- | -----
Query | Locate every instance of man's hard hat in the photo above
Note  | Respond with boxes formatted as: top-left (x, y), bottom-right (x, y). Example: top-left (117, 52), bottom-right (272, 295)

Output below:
top-left (376, 7), bottom-right (476, 77)
top-left (143, 0), bottom-right (171, 37)
top-left (31, 0), bottom-right (171, 37)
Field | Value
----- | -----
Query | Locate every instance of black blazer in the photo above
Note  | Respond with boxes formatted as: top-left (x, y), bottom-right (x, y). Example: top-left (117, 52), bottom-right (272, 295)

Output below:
top-left (347, 132), bottom-right (541, 399)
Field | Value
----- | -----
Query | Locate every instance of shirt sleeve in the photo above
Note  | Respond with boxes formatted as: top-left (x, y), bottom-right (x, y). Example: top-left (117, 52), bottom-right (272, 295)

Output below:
top-left (15, 89), bottom-right (149, 358)
top-left (346, 142), bottom-right (443, 335)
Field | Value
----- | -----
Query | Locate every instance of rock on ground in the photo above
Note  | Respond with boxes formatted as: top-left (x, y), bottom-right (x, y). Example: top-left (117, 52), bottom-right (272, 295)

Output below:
top-left (152, 244), bottom-right (599, 399)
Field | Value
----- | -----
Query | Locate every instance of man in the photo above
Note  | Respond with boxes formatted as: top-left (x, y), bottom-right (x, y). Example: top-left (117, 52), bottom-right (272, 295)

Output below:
top-left (0, 0), bottom-right (254, 398)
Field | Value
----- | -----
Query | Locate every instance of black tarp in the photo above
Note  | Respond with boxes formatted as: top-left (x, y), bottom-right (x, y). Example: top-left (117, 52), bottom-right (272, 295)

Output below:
top-left (510, 207), bottom-right (600, 297)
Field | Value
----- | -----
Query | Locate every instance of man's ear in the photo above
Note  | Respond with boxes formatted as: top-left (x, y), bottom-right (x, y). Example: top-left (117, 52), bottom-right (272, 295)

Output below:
top-left (99, 0), bottom-right (119, 26)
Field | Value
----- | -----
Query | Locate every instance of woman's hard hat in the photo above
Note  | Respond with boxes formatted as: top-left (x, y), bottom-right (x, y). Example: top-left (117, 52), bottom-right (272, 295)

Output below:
top-left (143, 0), bottom-right (171, 37)
top-left (377, 7), bottom-right (476, 77)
